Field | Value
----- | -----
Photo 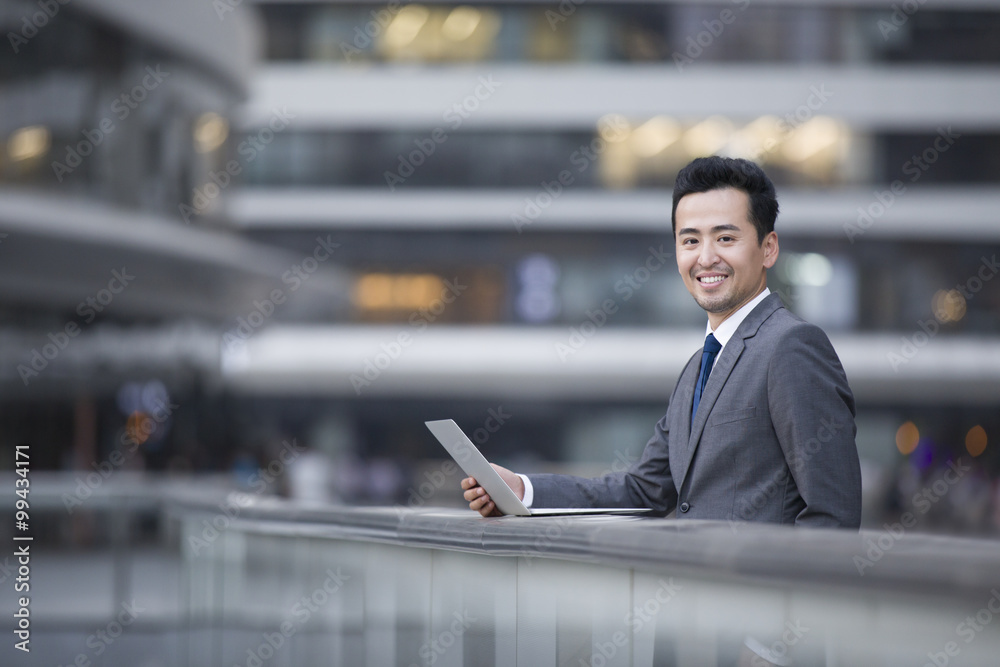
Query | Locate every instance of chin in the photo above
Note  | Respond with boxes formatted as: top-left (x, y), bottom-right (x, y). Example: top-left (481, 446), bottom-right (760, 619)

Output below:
top-left (696, 294), bottom-right (736, 314)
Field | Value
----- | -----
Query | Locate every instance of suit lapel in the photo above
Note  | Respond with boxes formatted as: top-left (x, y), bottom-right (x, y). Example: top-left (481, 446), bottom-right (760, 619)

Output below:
top-left (676, 293), bottom-right (785, 492)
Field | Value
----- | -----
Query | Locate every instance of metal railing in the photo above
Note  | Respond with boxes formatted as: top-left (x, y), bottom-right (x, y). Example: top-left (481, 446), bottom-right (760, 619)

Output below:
top-left (4, 473), bottom-right (1000, 666)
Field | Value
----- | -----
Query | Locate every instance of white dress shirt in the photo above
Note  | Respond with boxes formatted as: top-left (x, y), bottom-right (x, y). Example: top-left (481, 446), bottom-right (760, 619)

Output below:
top-left (703, 287), bottom-right (771, 372)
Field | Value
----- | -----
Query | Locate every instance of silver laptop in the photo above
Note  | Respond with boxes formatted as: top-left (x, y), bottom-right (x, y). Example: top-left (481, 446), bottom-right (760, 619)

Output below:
top-left (425, 419), bottom-right (652, 517)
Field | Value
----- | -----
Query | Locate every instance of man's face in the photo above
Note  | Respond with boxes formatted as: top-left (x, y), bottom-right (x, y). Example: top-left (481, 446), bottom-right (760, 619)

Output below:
top-left (674, 187), bottom-right (778, 329)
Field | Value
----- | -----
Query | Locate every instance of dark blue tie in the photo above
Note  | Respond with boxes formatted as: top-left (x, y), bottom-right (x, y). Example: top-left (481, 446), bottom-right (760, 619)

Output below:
top-left (691, 333), bottom-right (722, 428)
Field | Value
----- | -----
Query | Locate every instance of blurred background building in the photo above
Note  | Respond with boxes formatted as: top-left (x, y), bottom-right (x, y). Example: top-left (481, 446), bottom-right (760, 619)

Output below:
top-left (2, 0), bottom-right (1000, 531)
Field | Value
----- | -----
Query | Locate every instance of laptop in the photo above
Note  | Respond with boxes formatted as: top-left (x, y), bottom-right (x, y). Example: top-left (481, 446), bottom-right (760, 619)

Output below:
top-left (425, 419), bottom-right (652, 517)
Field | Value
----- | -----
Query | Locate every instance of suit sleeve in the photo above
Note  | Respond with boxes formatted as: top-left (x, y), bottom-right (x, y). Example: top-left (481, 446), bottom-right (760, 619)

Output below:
top-left (526, 412), bottom-right (679, 514)
top-left (767, 323), bottom-right (862, 528)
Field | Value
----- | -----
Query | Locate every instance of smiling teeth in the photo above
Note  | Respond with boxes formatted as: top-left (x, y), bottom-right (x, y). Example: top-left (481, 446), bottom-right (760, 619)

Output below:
top-left (699, 276), bottom-right (725, 283)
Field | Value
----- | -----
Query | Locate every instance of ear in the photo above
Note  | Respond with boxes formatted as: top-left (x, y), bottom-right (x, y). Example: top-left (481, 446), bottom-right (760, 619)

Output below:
top-left (762, 231), bottom-right (779, 269)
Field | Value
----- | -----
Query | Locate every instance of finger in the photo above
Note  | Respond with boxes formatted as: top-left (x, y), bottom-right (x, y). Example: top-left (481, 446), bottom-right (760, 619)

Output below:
top-left (478, 499), bottom-right (495, 517)
top-left (469, 493), bottom-right (492, 512)
top-left (460, 477), bottom-right (477, 490)
top-left (463, 486), bottom-right (485, 502)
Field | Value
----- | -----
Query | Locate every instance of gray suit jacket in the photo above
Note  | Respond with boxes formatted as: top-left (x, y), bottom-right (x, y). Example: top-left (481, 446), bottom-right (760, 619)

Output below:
top-left (529, 293), bottom-right (862, 528)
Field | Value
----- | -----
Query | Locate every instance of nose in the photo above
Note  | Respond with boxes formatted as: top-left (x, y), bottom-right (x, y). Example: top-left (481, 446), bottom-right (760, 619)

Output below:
top-left (697, 239), bottom-right (720, 270)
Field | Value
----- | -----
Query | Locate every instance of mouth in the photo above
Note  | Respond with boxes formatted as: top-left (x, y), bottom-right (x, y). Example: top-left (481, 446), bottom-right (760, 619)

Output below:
top-left (696, 274), bottom-right (728, 289)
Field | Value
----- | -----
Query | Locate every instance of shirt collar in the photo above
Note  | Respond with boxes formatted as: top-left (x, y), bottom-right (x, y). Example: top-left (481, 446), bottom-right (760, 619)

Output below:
top-left (705, 287), bottom-right (771, 348)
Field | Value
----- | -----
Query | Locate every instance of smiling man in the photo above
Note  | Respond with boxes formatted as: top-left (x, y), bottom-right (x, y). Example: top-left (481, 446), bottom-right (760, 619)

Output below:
top-left (462, 156), bottom-right (862, 529)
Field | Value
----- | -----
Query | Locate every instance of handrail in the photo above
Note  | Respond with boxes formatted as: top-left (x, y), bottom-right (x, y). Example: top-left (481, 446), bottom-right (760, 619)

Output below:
top-left (8, 473), bottom-right (1000, 665)
top-left (180, 496), bottom-right (1000, 599)
top-left (10, 472), bottom-right (993, 598)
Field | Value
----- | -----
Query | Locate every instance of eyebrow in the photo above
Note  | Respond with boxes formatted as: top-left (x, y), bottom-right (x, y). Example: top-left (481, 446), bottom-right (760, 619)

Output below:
top-left (676, 223), bottom-right (742, 236)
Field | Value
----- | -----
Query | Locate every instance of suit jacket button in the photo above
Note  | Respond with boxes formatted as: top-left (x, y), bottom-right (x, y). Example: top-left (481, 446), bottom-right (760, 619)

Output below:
top-left (679, 502), bottom-right (690, 513)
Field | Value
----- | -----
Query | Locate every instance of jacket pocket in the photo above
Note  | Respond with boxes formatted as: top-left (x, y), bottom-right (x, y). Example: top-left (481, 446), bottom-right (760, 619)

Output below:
top-left (708, 407), bottom-right (756, 426)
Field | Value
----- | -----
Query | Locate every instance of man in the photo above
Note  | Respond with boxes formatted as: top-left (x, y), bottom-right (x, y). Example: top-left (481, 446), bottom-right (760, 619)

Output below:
top-left (463, 156), bottom-right (862, 529)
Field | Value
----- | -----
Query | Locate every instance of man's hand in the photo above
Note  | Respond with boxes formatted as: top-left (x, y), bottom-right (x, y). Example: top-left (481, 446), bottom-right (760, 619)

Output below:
top-left (461, 463), bottom-right (524, 517)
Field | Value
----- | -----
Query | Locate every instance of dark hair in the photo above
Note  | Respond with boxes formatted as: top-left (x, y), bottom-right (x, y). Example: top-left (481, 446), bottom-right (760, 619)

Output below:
top-left (671, 156), bottom-right (779, 245)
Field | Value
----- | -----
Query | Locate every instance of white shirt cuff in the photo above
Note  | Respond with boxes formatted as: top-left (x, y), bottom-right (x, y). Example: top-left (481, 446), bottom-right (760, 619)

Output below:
top-left (517, 474), bottom-right (534, 508)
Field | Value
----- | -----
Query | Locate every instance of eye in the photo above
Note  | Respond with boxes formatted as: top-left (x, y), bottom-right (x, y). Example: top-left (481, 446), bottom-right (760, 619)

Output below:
top-left (718, 235), bottom-right (734, 243)
top-left (681, 237), bottom-right (698, 245)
